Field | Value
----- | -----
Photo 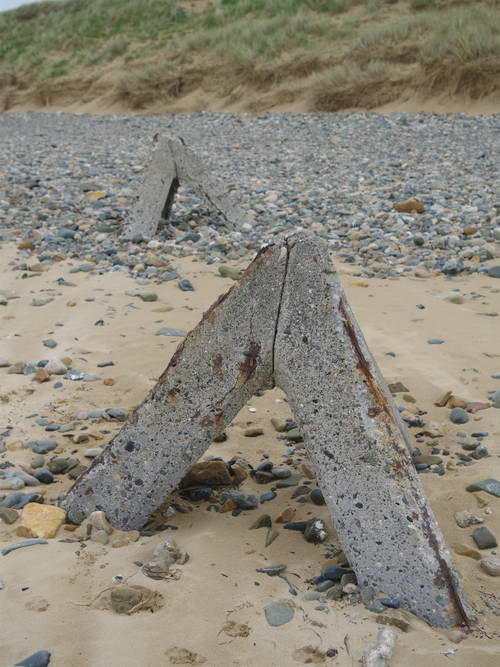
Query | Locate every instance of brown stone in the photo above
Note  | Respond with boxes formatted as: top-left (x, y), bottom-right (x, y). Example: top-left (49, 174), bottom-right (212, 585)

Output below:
top-left (448, 396), bottom-right (467, 409)
top-left (16, 526), bottom-right (36, 538)
top-left (103, 378), bottom-right (115, 386)
top-left (394, 199), bottom-right (425, 214)
top-left (179, 460), bottom-right (233, 488)
top-left (21, 503), bottom-right (66, 539)
top-left (276, 508), bottom-right (296, 523)
top-left (0, 507), bottom-right (19, 524)
top-left (254, 471), bottom-right (275, 484)
top-left (452, 543), bottom-right (481, 560)
top-left (434, 390), bottom-right (452, 407)
top-left (466, 402), bottom-right (490, 414)
top-left (219, 500), bottom-right (237, 513)
top-left (230, 465), bottom-right (248, 485)
top-left (34, 368), bottom-right (50, 383)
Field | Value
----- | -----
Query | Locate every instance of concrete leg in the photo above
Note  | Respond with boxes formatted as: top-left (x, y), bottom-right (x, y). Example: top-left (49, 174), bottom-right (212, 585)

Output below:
top-left (273, 234), bottom-right (470, 628)
top-left (60, 242), bottom-right (286, 529)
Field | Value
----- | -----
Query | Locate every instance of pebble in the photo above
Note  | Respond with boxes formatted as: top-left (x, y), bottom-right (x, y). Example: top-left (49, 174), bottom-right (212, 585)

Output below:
top-left (260, 491), bottom-right (277, 503)
top-left (310, 489), bottom-right (325, 505)
top-left (44, 359), bottom-right (67, 375)
top-left (244, 427), bottom-right (264, 437)
top-left (316, 580), bottom-right (334, 592)
top-left (427, 338), bottom-right (444, 345)
top-left (218, 265), bottom-right (240, 280)
top-left (454, 510), bottom-right (483, 528)
top-left (0, 507), bottom-right (19, 524)
top-left (271, 466), bottom-right (291, 479)
top-left (264, 600), bottom-right (294, 627)
top-left (219, 490), bottom-right (258, 510)
top-left (449, 407), bottom-right (469, 424)
top-left (181, 487), bottom-right (213, 502)
top-left (84, 448), bottom-right (103, 458)
top-left (249, 514), bottom-right (272, 529)
top-left (25, 441), bottom-right (57, 455)
top-left (106, 407), bottom-right (128, 421)
top-left (178, 279), bottom-right (194, 291)
top-left (472, 526), bottom-right (497, 549)
top-left (275, 475), bottom-right (301, 488)
top-left (466, 479), bottom-right (500, 497)
top-left (125, 289), bottom-right (158, 301)
top-left (33, 470), bottom-right (54, 484)
top-left (480, 557), bottom-right (500, 576)
top-left (270, 418), bottom-right (286, 432)
top-left (304, 518), bottom-right (327, 544)
top-left (14, 651), bottom-right (51, 667)
top-left (156, 327), bottom-right (187, 336)
top-left (42, 339), bottom-right (57, 349)
top-left (322, 565), bottom-right (352, 581)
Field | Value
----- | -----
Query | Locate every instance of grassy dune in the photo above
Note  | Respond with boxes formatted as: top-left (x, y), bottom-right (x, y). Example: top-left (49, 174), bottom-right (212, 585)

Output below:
top-left (1, 0), bottom-right (499, 112)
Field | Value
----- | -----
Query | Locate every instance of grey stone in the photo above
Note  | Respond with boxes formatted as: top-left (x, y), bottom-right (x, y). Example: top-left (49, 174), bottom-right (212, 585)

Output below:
top-left (472, 526), bottom-right (497, 550)
top-left (263, 600), bottom-right (294, 627)
top-left (466, 479), bottom-right (500, 497)
top-left (427, 338), bottom-right (444, 344)
top-left (271, 466), bottom-right (291, 479)
top-left (450, 408), bottom-right (469, 424)
top-left (310, 489), bottom-right (325, 505)
top-left (123, 134), bottom-right (253, 240)
top-left (480, 557), bottom-right (500, 576)
top-left (0, 507), bottom-right (19, 524)
top-left (42, 339), bottom-right (57, 348)
top-left (14, 650), bottom-right (51, 667)
top-left (125, 289), bottom-right (158, 302)
top-left (155, 328), bottom-right (187, 337)
top-left (25, 440), bottom-right (57, 455)
top-left (106, 408), bottom-right (128, 421)
top-left (454, 510), bottom-right (483, 528)
top-left (316, 580), bottom-right (334, 592)
top-left (487, 266), bottom-right (500, 278)
top-left (304, 518), bottom-right (328, 544)
top-left (62, 234), bottom-right (469, 629)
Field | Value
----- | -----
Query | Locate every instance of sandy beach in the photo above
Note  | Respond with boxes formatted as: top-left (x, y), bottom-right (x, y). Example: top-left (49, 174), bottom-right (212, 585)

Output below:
top-left (1, 237), bottom-right (500, 666)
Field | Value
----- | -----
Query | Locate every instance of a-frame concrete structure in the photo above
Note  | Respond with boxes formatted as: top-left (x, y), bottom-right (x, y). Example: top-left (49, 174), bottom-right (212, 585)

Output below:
top-left (62, 230), bottom-right (471, 629)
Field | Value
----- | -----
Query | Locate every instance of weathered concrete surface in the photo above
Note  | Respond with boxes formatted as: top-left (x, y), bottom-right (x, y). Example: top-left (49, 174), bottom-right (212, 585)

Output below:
top-left (274, 234), bottom-right (470, 629)
top-left (61, 242), bottom-right (286, 529)
top-left (62, 233), bottom-right (471, 628)
top-left (123, 135), bottom-right (252, 240)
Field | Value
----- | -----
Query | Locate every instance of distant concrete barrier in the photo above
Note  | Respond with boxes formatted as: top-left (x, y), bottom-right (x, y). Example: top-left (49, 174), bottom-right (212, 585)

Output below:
top-left (123, 134), bottom-right (252, 240)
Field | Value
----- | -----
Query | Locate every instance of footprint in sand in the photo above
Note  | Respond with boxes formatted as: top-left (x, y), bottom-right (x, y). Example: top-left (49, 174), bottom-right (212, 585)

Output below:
top-left (221, 621), bottom-right (251, 638)
top-left (165, 647), bottom-right (207, 664)
top-left (293, 645), bottom-right (326, 664)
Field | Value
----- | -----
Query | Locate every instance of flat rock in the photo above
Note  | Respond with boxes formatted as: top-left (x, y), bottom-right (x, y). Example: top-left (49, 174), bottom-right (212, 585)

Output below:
top-left (14, 651), bottom-right (51, 667)
top-left (155, 327), bottom-right (187, 337)
top-left (454, 510), bottom-right (484, 529)
top-left (472, 526), bottom-right (497, 550)
top-left (480, 557), bottom-right (500, 576)
top-left (466, 479), bottom-right (500, 497)
top-left (21, 503), bottom-right (66, 539)
top-left (264, 600), bottom-right (295, 627)
top-left (0, 507), bottom-right (19, 524)
top-left (180, 460), bottom-right (233, 488)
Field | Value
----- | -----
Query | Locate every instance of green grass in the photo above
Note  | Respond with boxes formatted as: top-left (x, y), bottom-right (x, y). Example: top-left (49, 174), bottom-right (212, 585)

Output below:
top-left (0, 0), bottom-right (499, 107)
